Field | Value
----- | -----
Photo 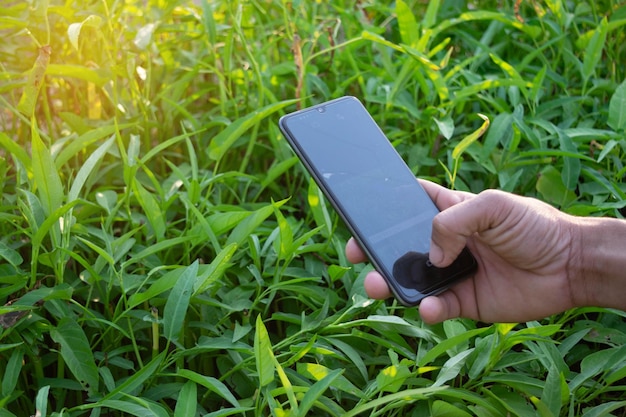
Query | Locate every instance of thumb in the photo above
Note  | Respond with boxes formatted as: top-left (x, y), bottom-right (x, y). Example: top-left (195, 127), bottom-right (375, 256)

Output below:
top-left (429, 189), bottom-right (510, 267)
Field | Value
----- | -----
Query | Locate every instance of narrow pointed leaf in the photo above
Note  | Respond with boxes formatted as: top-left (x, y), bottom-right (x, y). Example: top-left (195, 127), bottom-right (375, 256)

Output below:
top-left (174, 381), bottom-right (197, 417)
top-left (163, 260), bottom-right (198, 342)
top-left (68, 136), bottom-right (114, 202)
top-left (452, 114), bottom-right (490, 159)
top-left (208, 99), bottom-right (298, 161)
top-left (254, 315), bottom-right (275, 387)
top-left (50, 318), bottom-right (99, 394)
top-left (31, 119), bottom-right (64, 216)
top-left (608, 79), bottom-right (626, 131)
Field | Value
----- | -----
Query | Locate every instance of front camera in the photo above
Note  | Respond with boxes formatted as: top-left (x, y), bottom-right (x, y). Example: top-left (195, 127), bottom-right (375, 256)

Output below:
top-left (317, 107), bottom-right (326, 113)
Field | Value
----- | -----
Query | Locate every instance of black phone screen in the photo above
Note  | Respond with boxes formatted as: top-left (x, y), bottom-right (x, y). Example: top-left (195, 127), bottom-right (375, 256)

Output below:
top-left (279, 96), bottom-right (476, 305)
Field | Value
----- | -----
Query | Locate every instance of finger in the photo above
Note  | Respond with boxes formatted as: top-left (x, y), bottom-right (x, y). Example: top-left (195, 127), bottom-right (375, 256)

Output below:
top-left (345, 237), bottom-right (367, 263)
top-left (418, 292), bottom-right (462, 324)
top-left (429, 189), bottom-right (513, 267)
top-left (364, 271), bottom-right (392, 299)
top-left (418, 179), bottom-right (474, 211)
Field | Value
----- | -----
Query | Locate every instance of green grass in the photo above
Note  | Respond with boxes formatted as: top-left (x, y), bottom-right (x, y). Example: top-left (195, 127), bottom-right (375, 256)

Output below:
top-left (1, 0), bottom-right (626, 415)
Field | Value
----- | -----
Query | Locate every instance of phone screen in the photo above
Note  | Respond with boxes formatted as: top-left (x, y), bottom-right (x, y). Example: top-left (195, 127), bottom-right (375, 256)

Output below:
top-left (279, 96), bottom-right (476, 305)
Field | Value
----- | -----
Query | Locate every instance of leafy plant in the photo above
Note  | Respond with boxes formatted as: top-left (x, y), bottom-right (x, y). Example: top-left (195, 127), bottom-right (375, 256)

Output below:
top-left (0, 0), bottom-right (625, 416)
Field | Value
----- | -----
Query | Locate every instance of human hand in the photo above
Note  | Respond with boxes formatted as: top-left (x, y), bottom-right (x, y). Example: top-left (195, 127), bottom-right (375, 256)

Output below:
top-left (346, 180), bottom-right (584, 324)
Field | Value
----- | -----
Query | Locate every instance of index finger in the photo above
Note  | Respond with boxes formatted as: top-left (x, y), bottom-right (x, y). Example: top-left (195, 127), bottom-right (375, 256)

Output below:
top-left (345, 237), bottom-right (367, 263)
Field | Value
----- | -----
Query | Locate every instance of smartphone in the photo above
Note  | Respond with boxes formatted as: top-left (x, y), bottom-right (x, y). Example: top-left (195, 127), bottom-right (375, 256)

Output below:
top-left (278, 96), bottom-right (477, 306)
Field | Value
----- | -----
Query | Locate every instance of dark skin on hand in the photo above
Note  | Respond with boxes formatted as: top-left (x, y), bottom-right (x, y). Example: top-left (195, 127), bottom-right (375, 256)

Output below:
top-left (346, 180), bottom-right (626, 324)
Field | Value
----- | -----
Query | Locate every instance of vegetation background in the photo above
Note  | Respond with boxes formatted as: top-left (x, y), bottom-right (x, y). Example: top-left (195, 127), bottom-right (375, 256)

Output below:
top-left (1, 0), bottom-right (626, 415)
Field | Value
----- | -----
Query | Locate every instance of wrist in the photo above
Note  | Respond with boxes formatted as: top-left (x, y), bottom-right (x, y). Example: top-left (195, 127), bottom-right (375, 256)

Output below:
top-left (568, 215), bottom-right (626, 310)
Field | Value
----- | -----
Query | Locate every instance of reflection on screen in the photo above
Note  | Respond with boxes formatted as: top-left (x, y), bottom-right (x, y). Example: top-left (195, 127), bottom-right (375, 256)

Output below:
top-left (281, 97), bottom-right (449, 301)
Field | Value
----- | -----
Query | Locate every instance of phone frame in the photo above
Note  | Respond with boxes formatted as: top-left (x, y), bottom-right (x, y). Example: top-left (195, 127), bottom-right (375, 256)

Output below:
top-left (279, 96), bottom-right (476, 305)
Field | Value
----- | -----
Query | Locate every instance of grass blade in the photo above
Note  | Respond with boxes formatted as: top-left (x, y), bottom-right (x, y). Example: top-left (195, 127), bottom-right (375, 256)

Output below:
top-left (54, 124), bottom-right (134, 169)
top-left (68, 136), bottom-right (114, 202)
top-left (193, 242), bottom-right (237, 295)
top-left (452, 113), bottom-right (490, 159)
top-left (102, 351), bottom-right (165, 401)
top-left (208, 99), bottom-right (298, 162)
top-left (31, 119), bottom-right (63, 216)
top-left (1, 347), bottom-right (23, 398)
top-left (163, 260), bottom-right (198, 343)
top-left (254, 314), bottom-right (275, 387)
top-left (176, 369), bottom-right (240, 408)
top-left (96, 398), bottom-right (169, 417)
top-left (582, 17), bottom-right (608, 87)
top-left (396, 0), bottom-right (419, 47)
top-left (344, 387), bottom-right (447, 417)
top-left (174, 381), bottom-right (197, 417)
top-left (226, 200), bottom-right (286, 247)
top-left (0, 132), bottom-right (31, 171)
top-left (17, 46), bottom-right (50, 117)
top-left (133, 179), bottom-right (166, 241)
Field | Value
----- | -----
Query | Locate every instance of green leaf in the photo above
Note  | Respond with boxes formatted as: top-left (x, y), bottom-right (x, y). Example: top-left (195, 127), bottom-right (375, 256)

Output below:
top-left (582, 17), bottom-right (608, 85)
top-left (127, 267), bottom-right (183, 309)
top-left (452, 113), bottom-right (490, 160)
top-left (608, 79), bottom-right (626, 131)
top-left (422, 0), bottom-right (440, 29)
top-left (254, 314), bottom-right (275, 387)
top-left (396, 0), bottom-right (419, 47)
top-left (49, 318), bottom-right (99, 395)
top-left (308, 179), bottom-right (333, 238)
top-left (343, 387), bottom-right (447, 417)
top-left (194, 243), bottom-right (237, 295)
top-left (174, 381), bottom-right (197, 417)
top-left (581, 401), bottom-right (626, 417)
top-left (54, 124), bottom-right (134, 169)
top-left (418, 327), bottom-right (490, 366)
top-left (297, 363), bottom-right (362, 397)
top-left (67, 15), bottom-right (102, 50)
top-left (434, 116), bottom-right (455, 140)
top-left (431, 400), bottom-right (473, 417)
top-left (102, 351), bottom-right (165, 401)
top-left (46, 64), bottom-right (110, 86)
top-left (97, 398), bottom-right (169, 417)
top-left (176, 369), bottom-right (240, 408)
top-left (273, 353), bottom-right (299, 413)
top-left (31, 119), bottom-right (64, 216)
top-left (536, 166), bottom-right (577, 207)
top-left (297, 368), bottom-right (343, 417)
top-left (0, 132), bottom-right (31, 172)
top-left (208, 99), bottom-right (298, 161)
top-left (557, 131), bottom-right (581, 191)
top-left (17, 46), bottom-right (51, 117)
top-left (0, 241), bottom-right (23, 267)
top-left (163, 260), bottom-right (198, 343)
top-left (1, 347), bottom-right (23, 397)
top-left (122, 236), bottom-right (196, 269)
top-left (272, 200), bottom-right (294, 260)
top-left (226, 200), bottom-right (286, 247)
top-left (433, 348), bottom-right (474, 387)
top-left (35, 385), bottom-right (50, 417)
top-left (68, 136), bottom-right (114, 202)
top-left (133, 180), bottom-right (166, 241)
top-left (376, 363), bottom-right (412, 393)
top-left (541, 366), bottom-right (563, 417)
